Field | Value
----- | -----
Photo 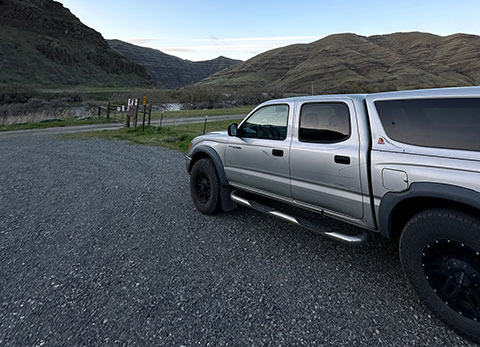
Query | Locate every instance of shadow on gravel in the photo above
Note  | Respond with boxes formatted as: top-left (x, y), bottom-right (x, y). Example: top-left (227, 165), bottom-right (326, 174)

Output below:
top-left (218, 203), bottom-right (411, 300)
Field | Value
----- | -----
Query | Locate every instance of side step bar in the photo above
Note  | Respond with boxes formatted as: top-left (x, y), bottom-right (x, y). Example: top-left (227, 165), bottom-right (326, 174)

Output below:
top-left (230, 191), bottom-right (370, 245)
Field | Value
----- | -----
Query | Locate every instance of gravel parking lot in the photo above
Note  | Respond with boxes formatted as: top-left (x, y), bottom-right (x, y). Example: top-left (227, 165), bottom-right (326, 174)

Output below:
top-left (0, 133), bottom-right (475, 346)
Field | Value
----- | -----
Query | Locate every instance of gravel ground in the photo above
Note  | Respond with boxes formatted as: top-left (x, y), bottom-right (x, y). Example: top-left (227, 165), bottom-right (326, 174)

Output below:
top-left (0, 134), bottom-right (475, 346)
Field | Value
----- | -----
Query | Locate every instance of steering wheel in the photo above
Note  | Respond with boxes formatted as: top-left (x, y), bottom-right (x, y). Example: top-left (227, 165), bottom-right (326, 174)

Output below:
top-left (261, 124), bottom-right (281, 139)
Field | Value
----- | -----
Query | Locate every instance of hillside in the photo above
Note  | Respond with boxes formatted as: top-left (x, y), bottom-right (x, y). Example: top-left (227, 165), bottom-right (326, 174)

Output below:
top-left (108, 39), bottom-right (241, 89)
top-left (198, 32), bottom-right (480, 94)
top-left (0, 0), bottom-right (152, 87)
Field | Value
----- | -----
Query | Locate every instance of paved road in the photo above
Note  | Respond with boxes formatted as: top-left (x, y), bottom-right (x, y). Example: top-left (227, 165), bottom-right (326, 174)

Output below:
top-left (0, 114), bottom-right (245, 139)
top-left (0, 133), bottom-right (474, 346)
top-left (150, 114), bottom-right (245, 127)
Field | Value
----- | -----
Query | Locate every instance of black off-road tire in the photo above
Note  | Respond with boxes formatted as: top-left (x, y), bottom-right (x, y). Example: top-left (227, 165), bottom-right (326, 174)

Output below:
top-left (190, 158), bottom-right (221, 215)
top-left (400, 208), bottom-right (480, 343)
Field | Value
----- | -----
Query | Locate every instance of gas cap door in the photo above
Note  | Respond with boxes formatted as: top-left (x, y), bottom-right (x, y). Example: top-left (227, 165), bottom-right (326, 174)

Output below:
top-left (382, 169), bottom-right (408, 191)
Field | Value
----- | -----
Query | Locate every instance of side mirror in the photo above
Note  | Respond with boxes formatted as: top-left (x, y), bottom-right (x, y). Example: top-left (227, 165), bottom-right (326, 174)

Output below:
top-left (228, 123), bottom-right (238, 137)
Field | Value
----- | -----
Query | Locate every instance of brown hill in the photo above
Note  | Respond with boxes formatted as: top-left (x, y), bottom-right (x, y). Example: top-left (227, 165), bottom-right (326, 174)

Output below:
top-left (198, 32), bottom-right (480, 94)
top-left (0, 0), bottom-right (152, 87)
top-left (108, 39), bottom-right (241, 89)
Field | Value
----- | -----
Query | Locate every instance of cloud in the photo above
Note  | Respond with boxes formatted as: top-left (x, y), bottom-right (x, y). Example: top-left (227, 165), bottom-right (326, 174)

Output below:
top-left (161, 44), bottom-right (277, 51)
top-left (120, 35), bottom-right (321, 61)
top-left (123, 35), bottom-right (319, 43)
top-left (211, 35), bottom-right (319, 42)
top-left (161, 47), bottom-right (195, 52)
top-left (125, 38), bottom-right (159, 44)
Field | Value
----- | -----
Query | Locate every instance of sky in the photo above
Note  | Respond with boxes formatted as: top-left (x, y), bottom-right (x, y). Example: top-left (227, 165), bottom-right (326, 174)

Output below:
top-left (61, 0), bottom-right (480, 62)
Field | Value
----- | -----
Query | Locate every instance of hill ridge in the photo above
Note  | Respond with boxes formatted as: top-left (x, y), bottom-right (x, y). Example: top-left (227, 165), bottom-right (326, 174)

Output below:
top-left (198, 32), bottom-right (480, 94)
top-left (0, 0), bottom-right (152, 87)
top-left (107, 39), bottom-right (241, 89)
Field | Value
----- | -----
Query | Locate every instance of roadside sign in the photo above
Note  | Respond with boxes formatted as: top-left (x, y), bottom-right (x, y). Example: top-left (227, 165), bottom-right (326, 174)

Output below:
top-left (128, 105), bottom-right (136, 117)
top-left (143, 96), bottom-right (147, 105)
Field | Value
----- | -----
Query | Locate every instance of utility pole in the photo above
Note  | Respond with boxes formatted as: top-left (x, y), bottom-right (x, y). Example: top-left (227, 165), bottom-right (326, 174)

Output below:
top-left (311, 82), bottom-right (314, 96)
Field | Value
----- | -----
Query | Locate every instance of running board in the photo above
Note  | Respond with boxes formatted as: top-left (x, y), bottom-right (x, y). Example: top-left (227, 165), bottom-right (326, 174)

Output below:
top-left (230, 191), bottom-right (370, 245)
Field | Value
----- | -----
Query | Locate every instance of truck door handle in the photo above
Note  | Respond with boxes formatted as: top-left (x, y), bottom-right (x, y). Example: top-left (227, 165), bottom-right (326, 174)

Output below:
top-left (334, 155), bottom-right (350, 165)
top-left (272, 149), bottom-right (284, 157)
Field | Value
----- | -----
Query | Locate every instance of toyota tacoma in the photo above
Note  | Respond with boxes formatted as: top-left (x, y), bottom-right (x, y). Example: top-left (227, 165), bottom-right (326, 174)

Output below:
top-left (186, 87), bottom-right (480, 342)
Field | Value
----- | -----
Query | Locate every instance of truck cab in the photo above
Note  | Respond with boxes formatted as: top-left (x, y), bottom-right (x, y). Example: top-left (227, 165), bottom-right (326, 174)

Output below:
top-left (223, 95), bottom-right (376, 230)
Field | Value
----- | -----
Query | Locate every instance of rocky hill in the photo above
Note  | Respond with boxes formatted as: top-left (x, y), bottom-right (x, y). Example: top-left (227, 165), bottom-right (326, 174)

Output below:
top-left (0, 0), bottom-right (152, 87)
top-left (198, 32), bottom-right (480, 94)
top-left (108, 39), bottom-right (241, 89)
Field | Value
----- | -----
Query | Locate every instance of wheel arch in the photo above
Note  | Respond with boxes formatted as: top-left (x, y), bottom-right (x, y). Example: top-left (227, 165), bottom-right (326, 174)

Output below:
top-left (188, 145), bottom-right (228, 186)
top-left (188, 145), bottom-right (236, 212)
top-left (379, 183), bottom-right (480, 239)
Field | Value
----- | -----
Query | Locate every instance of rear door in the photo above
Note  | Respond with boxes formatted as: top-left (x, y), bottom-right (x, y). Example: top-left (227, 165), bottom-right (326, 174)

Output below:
top-left (289, 99), bottom-right (364, 218)
top-left (224, 103), bottom-right (293, 198)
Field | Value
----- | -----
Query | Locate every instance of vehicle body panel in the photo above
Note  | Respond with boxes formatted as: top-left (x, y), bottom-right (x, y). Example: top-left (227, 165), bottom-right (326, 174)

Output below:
top-left (187, 86), bottom-right (480, 236)
top-left (289, 98), bottom-right (364, 219)
top-left (224, 102), bottom-right (294, 197)
top-left (365, 87), bottom-right (480, 226)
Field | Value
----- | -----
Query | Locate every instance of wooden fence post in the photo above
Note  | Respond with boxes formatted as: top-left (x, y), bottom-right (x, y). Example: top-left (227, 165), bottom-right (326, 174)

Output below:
top-left (106, 102), bottom-right (110, 119)
top-left (147, 105), bottom-right (152, 127)
top-left (203, 115), bottom-right (208, 134)
top-left (159, 111), bottom-right (164, 130)
top-left (134, 102), bottom-right (139, 128)
top-left (142, 104), bottom-right (146, 132)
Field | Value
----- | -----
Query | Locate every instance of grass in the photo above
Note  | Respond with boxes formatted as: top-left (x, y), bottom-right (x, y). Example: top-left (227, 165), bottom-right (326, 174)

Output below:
top-left (64, 118), bottom-right (243, 153)
top-left (0, 117), bottom-right (114, 132)
top-left (0, 105), bottom-right (252, 132)
top-left (150, 105), bottom-right (254, 120)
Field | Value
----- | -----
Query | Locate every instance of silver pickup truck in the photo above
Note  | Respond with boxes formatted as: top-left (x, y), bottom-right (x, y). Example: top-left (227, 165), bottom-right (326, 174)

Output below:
top-left (186, 87), bottom-right (480, 342)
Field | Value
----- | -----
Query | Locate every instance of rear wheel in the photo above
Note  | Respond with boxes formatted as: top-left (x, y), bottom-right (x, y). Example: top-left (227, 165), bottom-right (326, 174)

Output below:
top-left (190, 158), bottom-right (221, 215)
top-left (400, 208), bottom-right (480, 343)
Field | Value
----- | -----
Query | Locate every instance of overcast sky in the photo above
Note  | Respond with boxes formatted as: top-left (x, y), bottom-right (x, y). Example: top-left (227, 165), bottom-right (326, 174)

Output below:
top-left (61, 0), bottom-right (480, 61)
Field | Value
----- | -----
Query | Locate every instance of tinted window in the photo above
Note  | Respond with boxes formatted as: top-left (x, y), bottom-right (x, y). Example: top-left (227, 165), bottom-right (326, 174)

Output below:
top-left (299, 103), bottom-right (351, 143)
top-left (375, 98), bottom-right (480, 151)
top-left (238, 105), bottom-right (289, 140)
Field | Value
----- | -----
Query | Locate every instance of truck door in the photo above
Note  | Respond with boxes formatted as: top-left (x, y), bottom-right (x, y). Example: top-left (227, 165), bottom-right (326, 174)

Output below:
top-left (225, 103), bottom-right (293, 198)
top-left (289, 100), bottom-right (364, 219)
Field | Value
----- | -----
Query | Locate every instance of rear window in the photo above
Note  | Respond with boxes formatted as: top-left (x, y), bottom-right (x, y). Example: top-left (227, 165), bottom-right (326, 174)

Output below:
top-left (375, 98), bottom-right (480, 151)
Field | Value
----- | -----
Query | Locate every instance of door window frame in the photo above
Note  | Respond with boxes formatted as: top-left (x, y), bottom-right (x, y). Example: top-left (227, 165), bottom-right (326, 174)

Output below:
top-left (238, 103), bottom-right (290, 141)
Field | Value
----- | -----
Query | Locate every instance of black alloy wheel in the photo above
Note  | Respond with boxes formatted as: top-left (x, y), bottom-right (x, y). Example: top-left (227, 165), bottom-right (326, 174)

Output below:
top-left (400, 208), bottom-right (480, 343)
top-left (189, 158), bottom-right (221, 215)
top-left (422, 240), bottom-right (480, 322)
top-left (194, 172), bottom-right (211, 204)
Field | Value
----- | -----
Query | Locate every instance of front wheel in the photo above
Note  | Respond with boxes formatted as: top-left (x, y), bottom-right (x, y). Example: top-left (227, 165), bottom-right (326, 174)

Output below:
top-left (189, 158), bottom-right (221, 215)
top-left (400, 208), bottom-right (480, 343)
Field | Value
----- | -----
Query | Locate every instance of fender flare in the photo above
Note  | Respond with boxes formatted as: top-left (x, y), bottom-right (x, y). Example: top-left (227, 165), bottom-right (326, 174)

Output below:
top-left (189, 145), bottom-right (229, 186)
top-left (378, 182), bottom-right (480, 238)
top-left (188, 145), bottom-right (236, 212)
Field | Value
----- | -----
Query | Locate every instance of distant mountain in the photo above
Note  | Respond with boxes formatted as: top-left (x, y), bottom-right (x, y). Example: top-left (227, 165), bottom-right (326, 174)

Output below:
top-left (198, 32), bottom-right (480, 94)
top-left (0, 0), bottom-right (152, 87)
top-left (107, 39), bottom-right (241, 89)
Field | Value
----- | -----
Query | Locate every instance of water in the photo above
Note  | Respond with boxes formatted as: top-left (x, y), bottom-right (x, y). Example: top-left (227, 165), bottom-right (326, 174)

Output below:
top-left (165, 103), bottom-right (182, 111)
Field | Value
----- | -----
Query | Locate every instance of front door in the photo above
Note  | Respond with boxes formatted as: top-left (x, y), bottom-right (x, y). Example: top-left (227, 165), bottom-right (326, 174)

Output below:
top-left (289, 100), bottom-right (364, 219)
top-left (225, 103), bottom-right (292, 198)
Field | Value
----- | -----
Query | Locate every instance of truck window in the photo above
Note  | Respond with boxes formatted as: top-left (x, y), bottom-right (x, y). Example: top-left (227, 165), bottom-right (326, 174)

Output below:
top-left (299, 102), bottom-right (351, 143)
top-left (238, 104), bottom-right (289, 140)
top-left (375, 98), bottom-right (480, 151)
